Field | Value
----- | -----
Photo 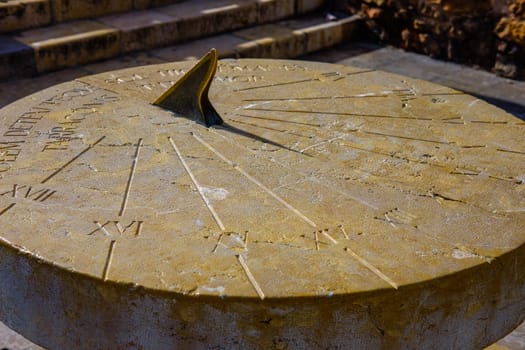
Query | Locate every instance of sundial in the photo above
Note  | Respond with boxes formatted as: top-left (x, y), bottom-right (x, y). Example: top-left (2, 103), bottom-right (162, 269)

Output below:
top-left (0, 49), bottom-right (524, 349)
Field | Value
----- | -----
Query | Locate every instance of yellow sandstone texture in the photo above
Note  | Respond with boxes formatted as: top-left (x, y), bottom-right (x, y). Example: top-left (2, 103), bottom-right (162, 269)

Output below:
top-left (0, 58), bottom-right (524, 349)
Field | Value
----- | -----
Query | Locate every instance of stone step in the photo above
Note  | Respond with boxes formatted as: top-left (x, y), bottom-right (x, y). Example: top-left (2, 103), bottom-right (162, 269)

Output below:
top-left (0, 0), bottom-right (185, 33)
top-left (0, 0), bottom-right (350, 80)
top-left (0, 0), bottom-right (325, 34)
top-left (145, 14), bottom-right (362, 63)
top-left (0, 14), bottom-right (362, 104)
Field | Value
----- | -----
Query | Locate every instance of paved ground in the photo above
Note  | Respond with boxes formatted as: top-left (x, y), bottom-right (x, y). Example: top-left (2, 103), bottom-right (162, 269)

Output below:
top-left (0, 41), bottom-right (524, 349)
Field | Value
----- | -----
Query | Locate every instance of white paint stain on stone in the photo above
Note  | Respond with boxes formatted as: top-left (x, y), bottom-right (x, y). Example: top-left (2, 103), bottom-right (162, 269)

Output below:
top-left (201, 187), bottom-right (229, 201)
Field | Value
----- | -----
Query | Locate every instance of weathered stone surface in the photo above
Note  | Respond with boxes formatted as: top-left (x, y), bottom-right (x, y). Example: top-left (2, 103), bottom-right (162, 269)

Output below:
top-left (15, 20), bottom-right (120, 73)
top-left (0, 58), bottom-right (524, 349)
top-left (234, 24), bottom-right (306, 57)
top-left (0, 8), bottom-right (358, 79)
top-left (0, 35), bottom-right (36, 80)
top-left (161, 0), bottom-right (259, 42)
top-left (132, 0), bottom-right (185, 10)
top-left (151, 33), bottom-right (247, 61)
top-left (256, 0), bottom-right (295, 23)
top-left (292, 16), bottom-right (360, 53)
top-left (98, 10), bottom-right (179, 53)
top-left (0, 0), bottom-right (51, 33)
top-left (50, 0), bottom-right (133, 22)
top-left (296, 0), bottom-right (325, 14)
top-left (0, 0), bottom-right (188, 34)
top-left (232, 15), bottom-right (361, 58)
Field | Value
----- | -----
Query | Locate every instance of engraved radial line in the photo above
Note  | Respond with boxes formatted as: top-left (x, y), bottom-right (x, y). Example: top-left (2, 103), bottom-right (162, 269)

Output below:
top-left (0, 203), bottom-right (15, 216)
top-left (421, 92), bottom-right (465, 96)
top-left (168, 136), bottom-right (226, 231)
top-left (497, 148), bottom-right (525, 155)
top-left (340, 225), bottom-right (350, 240)
top-left (227, 118), bottom-right (311, 138)
top-left (321, 230), bottom-right (338, 244)
top-left (362, 130), bottom-right (451, 145)
top-left (233, 78), bottom-right (315, 92)
top-left (299, 136), bottom-right (343, 153)
top-left (41, 136), bottom-right (106, 184)
top-left (339, 142), bottom-right (501, 201)
top-left (471, 120), bottom-right (508, 125)
top-left (211, 232), bottom-right (224, 253)
top-left (242, 95), bottom-right (388, 101)
top-left (235, 114), bottom-right (321, 127)
top-left (346, 69), bottom-right (375, 76)
top-left (119, 138), bottom-right (143, 217)
top-left (237, 255), bottom-right (265, 300)
top-left (102, 240), bottom-right (116, 281)
top-left (344, 247), bottom-right (398, 289)
top-left (245, 108), bottom-right (432, 121)
top-left (191, 133), bottom-right (317, 228)
top-left (341, 142), bottom-right (446, 168)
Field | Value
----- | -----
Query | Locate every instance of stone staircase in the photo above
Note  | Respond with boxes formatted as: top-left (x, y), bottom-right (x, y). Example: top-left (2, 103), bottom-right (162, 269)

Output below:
top-left (0, 0), bottom-right (363, 80)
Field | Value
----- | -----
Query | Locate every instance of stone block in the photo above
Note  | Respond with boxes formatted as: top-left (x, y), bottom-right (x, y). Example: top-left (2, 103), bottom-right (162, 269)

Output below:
top-left (0, 66), bottom-right (87, 107)
top-left (0, 0), bottom-right (51, 33)
top-left (283, 15), bottom-right (330, 30)
top-left (151, 33), bottom-right (246, 61)
top-left (132, 0), bottom-right (185, 10)
top-left (296, 0), bottom-right (325, 14)
top-left (286, 16), bottom-right (360, 54)
top-left (98, 10), bottom-right (179, 53)
top-left (234, 23), bottom-right (306, 58)
top-left (15, 20), bottom-right (121, 73)
top-left (265, 32), bottom-right (308, 58)
top-left (256, 0), bottom-right (294, 23)
top-left (0, 35), bottom-right (36, 79)
top-left (339, 15), bottom-right (364, 41)
top-left (82, 52), bottom-right (165, 74)
top-left (234, 39), bottom-right (260, 57)
top-left (295, 20), bottom-right (343, 53)
top-left (160, 0), bottom-right (259, 41)
top-left (234, 23), bottom-right (290, 41)
top-left (50, 0), bottom-right (133, 22)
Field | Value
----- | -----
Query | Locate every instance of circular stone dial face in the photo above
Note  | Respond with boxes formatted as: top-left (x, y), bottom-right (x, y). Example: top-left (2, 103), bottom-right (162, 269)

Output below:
top-left (0, 59), bottom-right (524, 299)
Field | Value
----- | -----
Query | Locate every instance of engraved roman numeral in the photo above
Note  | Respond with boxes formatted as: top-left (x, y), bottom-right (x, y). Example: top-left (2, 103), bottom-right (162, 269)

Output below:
top-left (0, 184), bottom-right (56, 202)
top-left (88, 220), bottom-right (144, 237)
top-left (394, 88), bottom-right (417, 107)
top-left (0, 203), bottom-right (15, 216)
top-left (320, 71), bottom-right (345, 82)
top-left (114, 221), bottom-right (144, 235)
top-left (25, 187), bottom-right (57, 202)
top-left (89, 220), bottom-right (111, 236)
top-left (41, 135), bottom-right (105, 184)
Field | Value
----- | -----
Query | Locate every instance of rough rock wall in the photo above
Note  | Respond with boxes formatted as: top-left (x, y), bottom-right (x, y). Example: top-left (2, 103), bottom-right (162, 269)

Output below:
top-left (494, 0), bottom-right (525, 78)
top-left (343, 0), bottom-right (525, 80)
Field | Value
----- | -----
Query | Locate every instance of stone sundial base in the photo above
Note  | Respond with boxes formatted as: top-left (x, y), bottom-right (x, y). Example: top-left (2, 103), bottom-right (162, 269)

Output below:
top-left (0, 51), bottom-right (524, 349)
